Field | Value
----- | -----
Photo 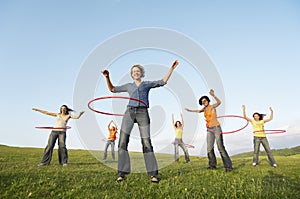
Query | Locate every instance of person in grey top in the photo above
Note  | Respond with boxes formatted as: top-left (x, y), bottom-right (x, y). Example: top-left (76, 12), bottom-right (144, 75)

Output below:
top-left (101, 60), bottom-right (179, 183)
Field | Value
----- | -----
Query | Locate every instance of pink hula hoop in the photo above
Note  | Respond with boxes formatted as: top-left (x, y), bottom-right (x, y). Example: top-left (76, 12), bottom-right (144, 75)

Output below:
top-left (172, 142), bottom-right (195, 148)
top-left (254, 130), bottom-right (286, 134)
top-left (207, 115), bottom-right (249, 134)
top-left (35, 126), bottom-right (71, 130)
top-left (88, 96), bottom-right (148, 116)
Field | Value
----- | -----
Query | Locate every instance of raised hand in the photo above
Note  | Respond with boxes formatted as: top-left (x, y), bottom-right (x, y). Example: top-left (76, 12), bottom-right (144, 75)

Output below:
top-left (101, 70), bottom-right (109, 77)
top-left (209, 89), bottom-right (215, 96)
top-left (171, 60), bottom-right (179, 70)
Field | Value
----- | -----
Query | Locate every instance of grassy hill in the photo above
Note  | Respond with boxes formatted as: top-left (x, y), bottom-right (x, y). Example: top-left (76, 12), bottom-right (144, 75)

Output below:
top-left (1, 145), bottom-right (300, 199)
top-left (233, 145), bottom-right (300, 158)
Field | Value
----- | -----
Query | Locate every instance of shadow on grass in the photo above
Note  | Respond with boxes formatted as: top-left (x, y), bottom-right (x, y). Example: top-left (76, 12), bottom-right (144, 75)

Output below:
top-left (262, 170), bottom-right (300, 197)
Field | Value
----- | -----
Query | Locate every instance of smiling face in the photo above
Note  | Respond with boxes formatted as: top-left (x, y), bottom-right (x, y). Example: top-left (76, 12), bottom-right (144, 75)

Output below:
top-left (253, 113), bottom-right (260, 121)
top-left (131, 65), bottom-right (145, 80)
top-left (201, 98), bottom-right (209, 107)
top-left (175, 121), bottom-right (182, 128)
top-left (60, 106), bottom-right (68, 114)
top-left (199, 96), bottom-right (210, 107)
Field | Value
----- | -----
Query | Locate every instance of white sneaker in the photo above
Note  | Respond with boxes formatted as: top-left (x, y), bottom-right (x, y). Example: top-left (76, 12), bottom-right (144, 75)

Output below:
top-left (273, 164), bottom-right (277, 168)
top-left (252, 163), bottom-right (257, 167)
top-left (63, 163), bottom-right (68, 167)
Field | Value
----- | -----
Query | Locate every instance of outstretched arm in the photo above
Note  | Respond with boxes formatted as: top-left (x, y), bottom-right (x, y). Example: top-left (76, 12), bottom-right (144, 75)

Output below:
top-left (264, 107), bottom-right (273, 123)
top-left (101, 70), bottom-right (115, 92)
top-left (242, 105), bottom-right (251, 122)
top-left (32, 108), bottom-right (57, 117)
top-left (185, 107), bottom-right (204, 113)
top-left (209, 89), bottom-right (221, 108)
top-left (71, 111), bottom-right (84, 119)
top-left (163, 60), bottom-right (179, 83)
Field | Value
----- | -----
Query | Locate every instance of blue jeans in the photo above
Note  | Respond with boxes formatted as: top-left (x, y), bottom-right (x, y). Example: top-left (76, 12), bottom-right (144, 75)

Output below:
top-left (207, 126), bottom-right (232, 169)
top-left (118, 107), bottom-right (158, 177)
top-left (40, 131), bottom-right (68, 165)
top-left (103, 140), bottom-right (115, 160)
top-left (174, 138), bottom-right (190, 162)
top-left (253, 136), bottom-right (276, 165)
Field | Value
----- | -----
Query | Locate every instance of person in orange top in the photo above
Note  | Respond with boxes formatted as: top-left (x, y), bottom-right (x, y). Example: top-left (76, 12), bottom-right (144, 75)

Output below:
top-left (185, 89), bottom-right (233, 172)
top-left (103, 120), bottom-right (118, 160)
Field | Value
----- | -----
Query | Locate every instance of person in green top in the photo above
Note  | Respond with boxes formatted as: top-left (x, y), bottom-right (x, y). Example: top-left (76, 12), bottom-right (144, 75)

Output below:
top-left (242, 105), bottom-right (277, 168)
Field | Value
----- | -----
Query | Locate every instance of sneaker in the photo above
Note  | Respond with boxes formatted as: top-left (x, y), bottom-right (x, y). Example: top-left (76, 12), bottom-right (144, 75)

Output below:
top-left (151, 176), bottom-right (159, 183)
top-left (252, 163), bottom-right (257, 167)
top-left (116, 176), bottom-right (125, 182)
top-left (63, 163), bottom-right (68, 167)
top-left (273, 164), bottom-right (277, 168)
top-left (37, 163), bottom-right (48, 167)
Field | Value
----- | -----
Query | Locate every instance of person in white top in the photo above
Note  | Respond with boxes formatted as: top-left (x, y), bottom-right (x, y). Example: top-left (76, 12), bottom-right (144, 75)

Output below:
top-left (32, 105), bottom-right (84, 166)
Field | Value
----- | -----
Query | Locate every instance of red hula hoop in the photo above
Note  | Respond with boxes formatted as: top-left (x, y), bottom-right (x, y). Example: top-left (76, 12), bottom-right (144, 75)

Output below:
top-left (172, 142), bottom-right (195, 148)
top-left (254, 130), bottom-right (286, 134)
top-left (207, 115), bottom-right (249, 134)
top-left (35, 126), bottom-right (71, 130)
top-left (88, 96), bottom-right (148, 116)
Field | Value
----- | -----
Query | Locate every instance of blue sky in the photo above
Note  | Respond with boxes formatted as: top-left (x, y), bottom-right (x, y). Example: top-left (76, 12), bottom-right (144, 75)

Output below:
top-left (1, 0), bottom-right (300, 156)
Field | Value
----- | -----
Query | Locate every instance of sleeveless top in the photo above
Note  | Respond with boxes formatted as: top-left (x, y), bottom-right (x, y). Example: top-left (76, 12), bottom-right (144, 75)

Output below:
top-left (175, 128), bottom-right (183, 139)
top-left (54, 114), bottom-right (70, 131)
top-left (107, 128), bottom-right (117, 140)
top-left (251, 120), bottom-right (266, 137)
top-left (204, 105), bottom-right (220, 127)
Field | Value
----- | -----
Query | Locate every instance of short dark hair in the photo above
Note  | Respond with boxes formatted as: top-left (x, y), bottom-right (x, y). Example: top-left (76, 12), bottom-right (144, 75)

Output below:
top-left (199, 96), bottom-right (210, 106)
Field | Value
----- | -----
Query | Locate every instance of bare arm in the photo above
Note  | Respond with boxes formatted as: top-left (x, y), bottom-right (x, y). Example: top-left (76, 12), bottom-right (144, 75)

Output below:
top-left (209, 89), bottom-right (221, 108)
top-left (185, 107), bottom-right (204, 113)
top-left (101, 70), bottom-right (115, 92)
top-left (242, 105), bottom-right (252, 122)
top-left (32, 108), bottom-right (57, 117)
top-left (108, 120), bottom-right (114, 128)
top-left (264, 107), bottom-right (273, 123)
top-left (172, 114), bottom-right (176, 130)
top-left (181, 112), bottom-right (184, 128)
top-left (70, 111), bottom-right (84, 119)
top-left (163, 60), bottom-right (179, 83)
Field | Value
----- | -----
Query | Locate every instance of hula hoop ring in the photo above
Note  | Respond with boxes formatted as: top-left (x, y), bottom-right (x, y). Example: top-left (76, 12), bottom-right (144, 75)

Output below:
top-left (35, 126), bottom-right (71, 130)
top-left (88, 96), bottom-right (148, 116)
top-left (254, 130), bottom-right (286, 134)
top-left (172, 142), bottom-right (195, 148)
top-left (207, 115), bottom-right (249, 134)
top-left (102, 138), bottom-right (118, 142)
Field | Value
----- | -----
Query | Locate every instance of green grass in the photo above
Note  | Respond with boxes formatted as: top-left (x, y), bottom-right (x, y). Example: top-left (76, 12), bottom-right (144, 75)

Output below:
top-left (1, 145), bottom-right (300, 199)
